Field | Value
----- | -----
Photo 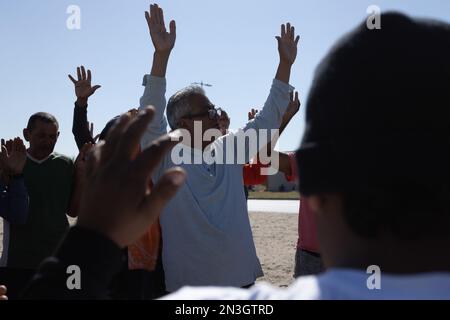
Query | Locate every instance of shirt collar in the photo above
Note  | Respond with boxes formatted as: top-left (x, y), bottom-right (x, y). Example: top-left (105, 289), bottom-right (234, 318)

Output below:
top-left (27, 152), bottom-right (53, 164)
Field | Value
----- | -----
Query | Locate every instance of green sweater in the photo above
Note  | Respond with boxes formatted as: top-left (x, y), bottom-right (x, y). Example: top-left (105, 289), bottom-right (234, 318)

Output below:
top-left (8, 153), bottom-right (74, 269)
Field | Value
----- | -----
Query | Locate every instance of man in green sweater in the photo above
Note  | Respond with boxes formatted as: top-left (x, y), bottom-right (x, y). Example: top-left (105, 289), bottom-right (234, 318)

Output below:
top-left (6, 112), bottom-right (83, 270)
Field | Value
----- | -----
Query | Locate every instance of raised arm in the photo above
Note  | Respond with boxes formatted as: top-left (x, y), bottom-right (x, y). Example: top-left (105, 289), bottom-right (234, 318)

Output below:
top-left (229, 23), bottom-right (300, 164)
top-left (244, 23), bottom-right (299, 131)
top-left (275, 23), bottom-right (300, 84)
top-left (146, 4), bottom-right (176, 78)
top-left (140, 4), bottom-right (176, 148)
top-left (69, 66), bottom-right (101, 150)
top-left (248, 90), bottom-right (301, 163)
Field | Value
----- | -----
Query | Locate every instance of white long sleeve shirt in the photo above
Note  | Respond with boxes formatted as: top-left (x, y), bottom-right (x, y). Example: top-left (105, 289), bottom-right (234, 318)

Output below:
top-left (163, 269), bottom-right (450, 300)
top-left (139, 75), bottom-right (292, 292)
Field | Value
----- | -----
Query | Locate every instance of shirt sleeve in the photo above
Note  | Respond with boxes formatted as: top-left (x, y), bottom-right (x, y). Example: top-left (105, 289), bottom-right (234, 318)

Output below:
top-left (139, 75), bottom-right (169, 150)
top-left (220, 79), bottom-right (293, 164)
top-left (72, 103), bottom-right (95, 150)
top-left (0, 177), bottom-right (29, 224)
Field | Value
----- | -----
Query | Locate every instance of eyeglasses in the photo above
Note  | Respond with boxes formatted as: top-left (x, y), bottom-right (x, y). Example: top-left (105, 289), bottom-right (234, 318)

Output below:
top-left (185, 106), bottom-right (223, 120)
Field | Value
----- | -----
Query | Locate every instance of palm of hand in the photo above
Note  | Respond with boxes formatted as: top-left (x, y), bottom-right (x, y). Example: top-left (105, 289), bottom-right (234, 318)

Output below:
top-left (75, 81), bottom-right (95, 99)
top-left (278, 38), bottom-right (298, 65)
top-left (286, 100), bottom-right (300, 115)
top-left (146, 4), bottom-right (176, 53)
top-left (1, 139), bottom-right (26, 175)
top-left (151, 26), bottom-right (175, 52)
top-left (277, 23), bottom-right (300, 65)
top-left (7, 151), bottom-right (26, 174)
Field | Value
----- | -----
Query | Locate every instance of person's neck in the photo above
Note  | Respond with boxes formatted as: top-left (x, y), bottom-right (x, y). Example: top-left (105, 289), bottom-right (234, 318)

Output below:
top-left (27, 148), bottom-right (51, 162)
top-left (329, 235), bottom-right (450, 274)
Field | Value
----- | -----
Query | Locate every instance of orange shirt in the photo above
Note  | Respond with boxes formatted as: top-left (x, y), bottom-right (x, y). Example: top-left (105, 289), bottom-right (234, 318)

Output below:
top-left (127, 220), bottom-right (161, 271)
top-left (127, 180), bottom-right (162, 272)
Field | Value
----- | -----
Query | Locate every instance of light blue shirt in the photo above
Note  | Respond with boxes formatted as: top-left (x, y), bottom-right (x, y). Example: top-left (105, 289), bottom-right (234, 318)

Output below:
top-left (139, 75), bottom-right (292, 292)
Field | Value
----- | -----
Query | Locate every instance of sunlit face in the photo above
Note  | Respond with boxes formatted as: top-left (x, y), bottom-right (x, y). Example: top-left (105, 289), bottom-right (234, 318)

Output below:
top-left (24, 120), bottom-right (59, 160)
top-left (180, 94), bottom-right (221, 135)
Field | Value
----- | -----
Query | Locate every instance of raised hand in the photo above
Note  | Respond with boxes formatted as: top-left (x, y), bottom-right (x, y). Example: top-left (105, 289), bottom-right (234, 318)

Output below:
top-left (248, 108), bottom-right (259, 121)
top-left (284, 91), bottom-right (301, 119)
top-left (276, 23), bottom-right (300, 66)
top-left (145, 4), bottom-right (176, 54)
top-left (77, 107), bottom-right (186, 248)
top-left (279, 91), bottom-right (301, 135)
top-left (0, 137), bottom-right (27, 175)
top-left (68, 66), bottom-right (101, 105)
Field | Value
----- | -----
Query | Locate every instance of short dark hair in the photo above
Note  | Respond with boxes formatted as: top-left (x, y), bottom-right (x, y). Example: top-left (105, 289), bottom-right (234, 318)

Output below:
top-left (296, 13), bottom-right (450, 239)
top-left (99, 116), bottom-right (120, 141)
top-left (27, 112), bottom-right (59, 132)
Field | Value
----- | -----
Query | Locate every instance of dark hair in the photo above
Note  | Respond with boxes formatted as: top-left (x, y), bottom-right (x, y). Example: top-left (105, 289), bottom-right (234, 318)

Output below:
top-left (99, 116), bottom-right (120, 141)
top-left (296, 12), bottom-right (450, 239)
top-left (27, 112), bottom-right (59, 132)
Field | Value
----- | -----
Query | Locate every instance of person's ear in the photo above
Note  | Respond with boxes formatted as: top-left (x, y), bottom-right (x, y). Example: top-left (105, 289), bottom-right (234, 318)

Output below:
top-left (23, 129), bottom-right (30, 142)
top-left (57, 132), bottom-right (60, 140)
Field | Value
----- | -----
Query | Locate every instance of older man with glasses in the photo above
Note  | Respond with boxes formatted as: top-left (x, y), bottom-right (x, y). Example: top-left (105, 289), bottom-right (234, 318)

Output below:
top-left (138, 4), bottom-right (299, 293)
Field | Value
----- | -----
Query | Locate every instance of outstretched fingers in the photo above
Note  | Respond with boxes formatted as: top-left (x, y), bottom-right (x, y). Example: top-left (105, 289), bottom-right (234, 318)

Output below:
top-left (115, 107), bottom-right (155, 162)
top-left (159, 5), bottom-right (166, 30)
top-left (169, 20), bottom-right (176, 37)
top-left (81, 66), bottom-right (87, 81)
top-left (139, 167), bottom-right (185, 220)
top-left (68, 74), bottom-right (77, 84)
top-left (133, 130), bottom-right (181, 181)
top-left (100, 114), bottom-right (132, 166)
top-left (77, 67), bottom-right (82, 81)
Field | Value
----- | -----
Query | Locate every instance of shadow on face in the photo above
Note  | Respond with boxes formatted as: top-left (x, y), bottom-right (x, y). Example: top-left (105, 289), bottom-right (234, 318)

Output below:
top-left (178, 94), bottom-right (221, 148)
top-left (23, 120), bottom-right (59, 160)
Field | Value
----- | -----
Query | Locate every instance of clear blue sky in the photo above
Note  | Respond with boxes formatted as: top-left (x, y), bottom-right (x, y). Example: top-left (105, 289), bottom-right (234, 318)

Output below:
top-left (1, 0), bottom-right (449, 157)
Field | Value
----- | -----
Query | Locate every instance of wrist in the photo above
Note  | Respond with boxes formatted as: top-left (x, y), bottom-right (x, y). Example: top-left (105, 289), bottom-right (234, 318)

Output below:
top-left (151, 51), bottom-right (171, 78)
top-left (278, 60), bottom-right (293, 69)
top-left (275, 62), bottom-right (292, 84)
top-left (76, 98), bottom-right (88, 107)
top-left (154, 50), bottom-right (171, 59)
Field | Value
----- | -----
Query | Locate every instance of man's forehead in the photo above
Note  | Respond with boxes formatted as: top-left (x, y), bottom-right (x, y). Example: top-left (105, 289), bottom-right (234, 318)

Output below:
top-left (33, 120), bottom-right (59, 132)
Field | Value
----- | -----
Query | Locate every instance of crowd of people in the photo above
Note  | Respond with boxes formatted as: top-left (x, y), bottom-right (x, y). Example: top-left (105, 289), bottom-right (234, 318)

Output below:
top-left (0, 3), bottom-right (449, 300)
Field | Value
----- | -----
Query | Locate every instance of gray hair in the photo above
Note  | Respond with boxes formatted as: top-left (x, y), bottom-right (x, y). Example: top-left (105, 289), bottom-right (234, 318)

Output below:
top-left (167, 85), bottom-right (205, 129)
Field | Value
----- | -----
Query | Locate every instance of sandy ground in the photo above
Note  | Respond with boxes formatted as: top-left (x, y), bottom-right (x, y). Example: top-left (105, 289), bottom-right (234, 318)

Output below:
top-left (0, 212), bottom-right (298, 288)
top-left (250, 212), bottom-right (298, 287)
